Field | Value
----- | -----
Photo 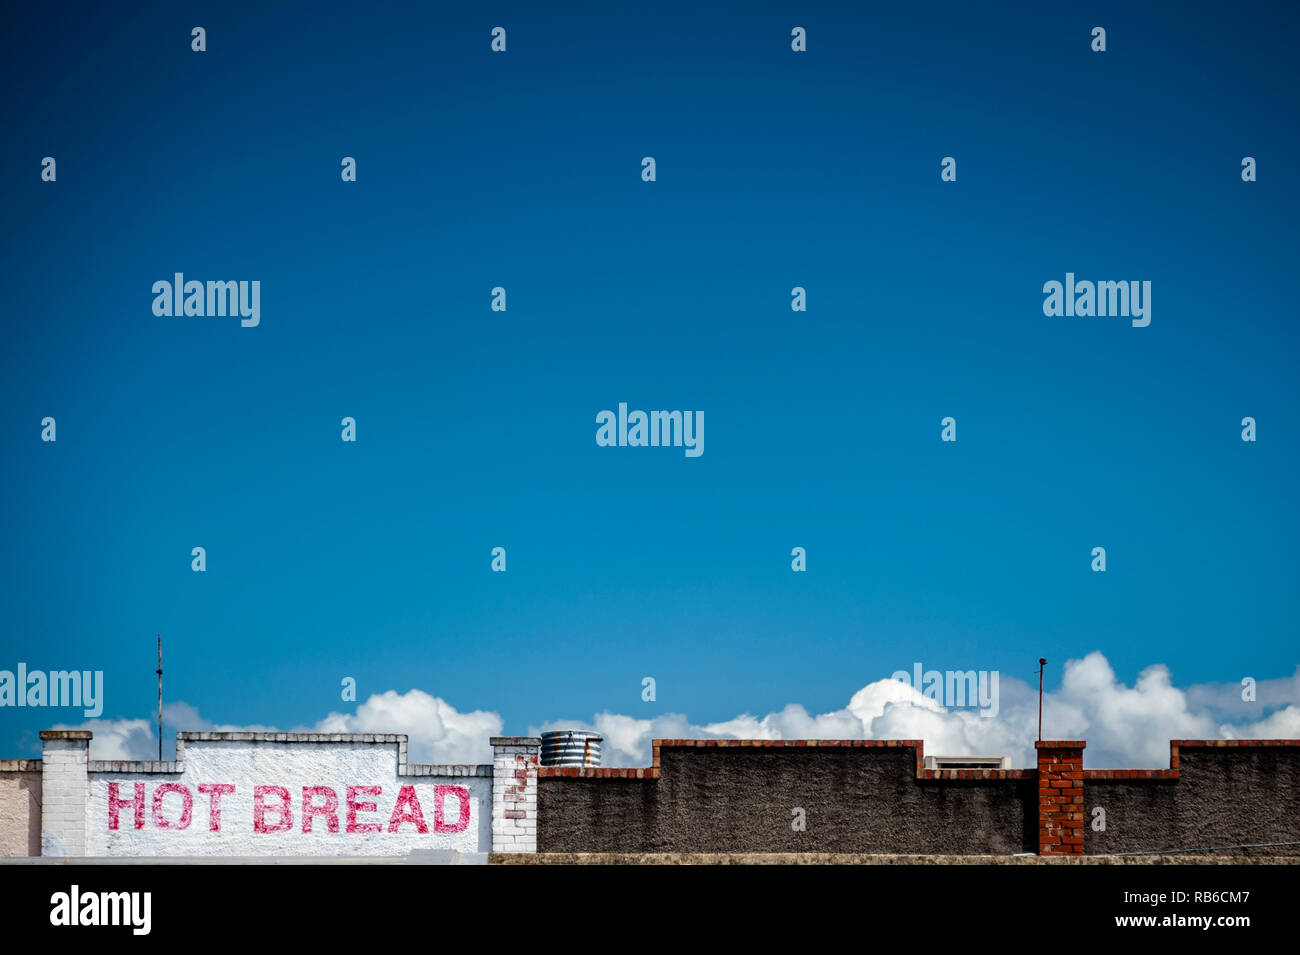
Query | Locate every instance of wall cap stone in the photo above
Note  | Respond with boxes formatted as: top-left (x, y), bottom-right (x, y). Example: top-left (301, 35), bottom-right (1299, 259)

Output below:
top-left (538, 737), bottom-right (1300, 782)
top-left (0, 760), bottom-right (42, 772)
top-left (176, 731), bottom-right (406, 743)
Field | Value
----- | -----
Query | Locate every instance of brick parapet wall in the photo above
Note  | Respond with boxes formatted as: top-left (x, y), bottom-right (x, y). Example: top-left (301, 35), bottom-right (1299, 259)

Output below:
top-left (16, 732), bottom-right (1300, 857)
top-left (1081, 739), bottom-right (1300, 856)
top-left (38, 730), bottom-right (90, 856)
top-left (538, 737), bottom-right (1300, 856)
top-left (491, 737), bottom-right (539, 853)
top-left (1035, 741), bottom-right (1085, 856)
top-left (537, 739), bottom-right (1036, 854)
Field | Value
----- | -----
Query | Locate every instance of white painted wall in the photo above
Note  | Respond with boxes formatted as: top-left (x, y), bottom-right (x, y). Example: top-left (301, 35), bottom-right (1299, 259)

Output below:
top-left (86, 738), bottom-right (490, 857)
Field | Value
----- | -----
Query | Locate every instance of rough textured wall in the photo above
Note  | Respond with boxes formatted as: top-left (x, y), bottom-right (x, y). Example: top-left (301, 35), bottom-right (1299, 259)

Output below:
top-left (540, 747), bottom-right (1035, 854)
top-left (86, 739), bottom-right (491, 856)
top-left (1084, 747), bottom-right (1300, 856)
top-left (0, 765), bottom-right (41, 857)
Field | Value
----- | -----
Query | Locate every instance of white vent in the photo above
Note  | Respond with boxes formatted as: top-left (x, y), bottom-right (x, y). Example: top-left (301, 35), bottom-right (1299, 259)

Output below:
top-left (924, 755), bottom-right (1011, 770)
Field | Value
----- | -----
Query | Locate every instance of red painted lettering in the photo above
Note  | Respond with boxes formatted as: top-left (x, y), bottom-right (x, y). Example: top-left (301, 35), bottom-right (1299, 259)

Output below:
top-left (197, 784), bottom-right (235, 832)
top-left (433, 784), bottom-right (471, 834)
top-left (387, 785), bottom-right (429, 833)
top-left (346, 785), bottom-right (382, 834)
top-left (152, 783), bottom-right (193, 830)
top-left (108, 782), bottom-right (145, 831)
top-left (302, 786), bottom-right (339, 833)
top-left (253, 785), bottom-right (293, 833)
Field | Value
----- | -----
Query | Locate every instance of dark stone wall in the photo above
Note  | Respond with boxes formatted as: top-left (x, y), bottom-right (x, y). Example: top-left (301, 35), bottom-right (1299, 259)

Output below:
top-left (539, 747), bottom-right (1035, 854)
top-left (1084, 747), bottom-right (1300, 856)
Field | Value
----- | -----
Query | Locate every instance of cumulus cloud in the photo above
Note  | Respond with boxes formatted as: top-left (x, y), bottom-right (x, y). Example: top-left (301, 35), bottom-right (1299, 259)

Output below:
top-left (1054, 655), bottom-right (1217, 767)
top-left (310, 689), bottom-right (502, 764)
top-left (47, 717), bottom-right (156, 761)
top-left (1222, 704), bottom-right (1300, 741)
top-left (48, 654), bottom-right (1300, 769)
top-left (1186, 668), bottom-right (1300, 724)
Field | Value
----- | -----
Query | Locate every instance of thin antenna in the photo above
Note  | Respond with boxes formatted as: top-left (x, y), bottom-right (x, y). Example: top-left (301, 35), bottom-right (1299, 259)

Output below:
top-left (156, 635), bottom-right (163, 761)
top-left (1034, 660), bottom-right (1045, 743)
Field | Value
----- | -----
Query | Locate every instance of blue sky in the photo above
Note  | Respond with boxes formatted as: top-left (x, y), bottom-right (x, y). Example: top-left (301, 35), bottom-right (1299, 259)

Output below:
top-left (2, 1), bottom-right (1298, 763)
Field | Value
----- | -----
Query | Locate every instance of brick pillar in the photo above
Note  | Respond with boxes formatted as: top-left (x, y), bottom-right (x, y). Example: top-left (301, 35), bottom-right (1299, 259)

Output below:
top-left (490, 736), bottom-right (539, 854)
top-left (39, 730), bottom-right (91, 857)
top-left (1036, 740), bottom-right (1085, 856)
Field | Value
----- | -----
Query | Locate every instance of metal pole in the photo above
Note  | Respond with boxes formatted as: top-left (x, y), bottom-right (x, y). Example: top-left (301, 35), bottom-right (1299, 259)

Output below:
top-left (1034, 660), bottom-right (1045, 743)
top-left (157, 635), bottom-right (163, 761)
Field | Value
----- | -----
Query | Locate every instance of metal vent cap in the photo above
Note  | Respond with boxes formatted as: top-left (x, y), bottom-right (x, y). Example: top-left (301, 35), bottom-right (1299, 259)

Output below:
top-left (540, 730), bottom-right (603, 767)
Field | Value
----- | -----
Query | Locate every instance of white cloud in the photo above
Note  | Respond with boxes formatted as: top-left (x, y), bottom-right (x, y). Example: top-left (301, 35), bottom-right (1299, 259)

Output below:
top-left (1054, 654), bottom-right (1217, 767)
top-left (1222, 704), bottom-right (1300, 741)
top-left (310, 689), bottom-right (502, 764)
top-left (1186, 667), bottom-right (1300, 721)
top-left (47, 717), bottom-right (155, 761)
top-left (47, 653), bottom-right (1300, 770)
